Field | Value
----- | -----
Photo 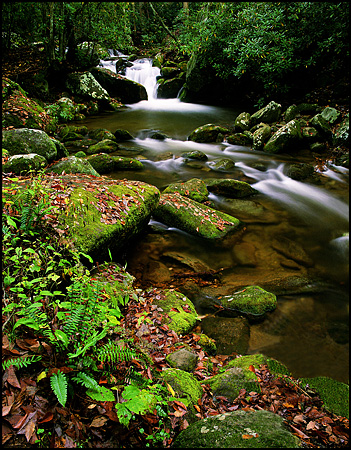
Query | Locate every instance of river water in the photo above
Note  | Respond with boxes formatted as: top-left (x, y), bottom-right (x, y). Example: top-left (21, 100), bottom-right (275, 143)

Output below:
top-left (81, 56), bottom-right (349, 382)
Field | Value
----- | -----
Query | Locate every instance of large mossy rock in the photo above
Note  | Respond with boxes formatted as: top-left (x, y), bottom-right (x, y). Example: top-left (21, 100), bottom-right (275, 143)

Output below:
top-left (263, 119), bottom-right (303, 154)
top-left (157, 77), bottom-right (184, 99)
top-left (333, 113), bottom-right (349, 146)
top-left (86, 139), bottom-right (120, 155)
top-left (56, 177), bottom-right (160, 262)
top-left (188, 124), bottom-right (230, 143)
top-left (86, 153), bottom-right (144, 173)
top-left (46, 156), bottom-right (100, 176)
top-left (250, 101), bottom-right (282, 126)
top-left (153, 192), bottom-right (242, 240)
top-left (152, 289), bottom-right (198, 335)
top-left (219, 286), bottom-right (277, 317)
top-left (2, 128), bottom-right (57, 161)
top-left (226, 132), bottom-right (253, 146)
top-left (284, 103), bottom-right (322, 122)
top-left (234, 112), bottom-right (251, 132)
top-left (65, 71), bottom-right (110, 101)
top-left (208, 158), bottom-right (235, 172)
top-left (160, 368), bottom-right (202, 407)
top-left (173, 409), bottom-right (301, 448)
top-left (227, 354), bottom-right (291, 376)
top-left (3, 153), bottom-right (48, 175)
top-left (2, 77), bottom-right (57, 134)
top-left (90, 67), bottom-right (147, 103)
top-left (205, 178), bottom-right (257, 198)
top-left (163, 178), bottom-right (209, 202)
top-left (252, 123), bottom-right (272, 151)
top-left (300, 376), bottom-right (349, 419)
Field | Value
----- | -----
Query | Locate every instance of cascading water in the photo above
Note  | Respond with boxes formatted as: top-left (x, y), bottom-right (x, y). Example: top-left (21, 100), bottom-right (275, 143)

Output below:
top-left (125, 58), bottom-right (160, 101)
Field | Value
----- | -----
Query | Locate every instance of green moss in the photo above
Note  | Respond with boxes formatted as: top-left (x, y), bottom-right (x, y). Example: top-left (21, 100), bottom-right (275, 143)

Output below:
top-left (300, 376), bottom-right (349, 418)
top-left (198, 334), bottom-right (217, 355)
top-left (220, 286), bottom-right (277, 317)
top-left (207, 367), bottom-right (261, 401)
top-left (188, 124), bottom-right (230, 143)
top-left (160, 368), bottom-right (202, 406)
top-left (227, 354), bottom-right (291, 377)
top-left (163, 178), bottom-right (209, 202)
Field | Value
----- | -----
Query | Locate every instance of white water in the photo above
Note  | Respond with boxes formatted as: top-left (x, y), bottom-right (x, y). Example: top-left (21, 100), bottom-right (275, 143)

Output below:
top-left (125, 59), bottom-right (160, 100)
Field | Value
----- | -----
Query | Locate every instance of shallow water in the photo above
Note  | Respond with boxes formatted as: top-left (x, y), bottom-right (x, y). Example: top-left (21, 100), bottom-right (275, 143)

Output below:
top-left (76, 60), bottom-right (349, 382)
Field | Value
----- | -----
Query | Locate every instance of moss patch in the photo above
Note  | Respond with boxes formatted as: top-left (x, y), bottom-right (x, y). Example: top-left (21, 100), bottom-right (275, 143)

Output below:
top-left (207, 367), bottom-right (261, 401)
top-left (160, 368), bottom-right (202, 406)
top-left (163, 178), bottom-right (209, 202)
top-left (220, 286), bottom-right (277, 317)
top-left (227, 354), bottom-right (291, 377)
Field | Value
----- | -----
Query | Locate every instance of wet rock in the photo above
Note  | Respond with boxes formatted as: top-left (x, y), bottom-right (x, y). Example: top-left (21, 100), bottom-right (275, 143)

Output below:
top-left (309, 142), bottom-right (326, 152)
top-left (284, 103), bottom-right (322, 122)
top-left (173, 409), bottom-right (301, 448)
top-left (153, 192), bottom-right (242, 240)
top-left (232, 241), bottom-right (257, 267)
top-left (333, 113), bottom-right (349, 146)
top-left (285, 163), bottom-right (315, 180)
top-left (181, 150), bottom-right (208, 161)
top-left (310, 113), bottom-right (332, 137)
top-left (198, 334), bottom-right (217, 355)
top-left (3, 153), bottom-right (47, 175)
top-left (234, 112), bottom-right (251, 131)
top-left (149, 130), bottom-right (170, 140)
top-left (188, 124), bottom-right (230, 143)
top-left (226, 133), bottom-right (252, 146)
top-left (114, 128), bottom-right (134, 141)
top-left (66, 71), bottom-right (110, 101)
top-left (221, 198), bottom-right (277, 223)
top-left (219, 286), bottom-right (277, 318)
top-left (320, 106), bottom-right (341, 125)
top-left (88, 128), bottom-right (117, 141)
top-left (263, 119), bottom-right (303, 154)
top-left (59, 124), bottom-right (88, 140)
top-left (205, 178), bottom-right (257, 198)
top-left (3, 128), bottom-right (57, 161)
top-left (160, 368), bottom-right (202, 409)
top-left (157, 77), bottom-right (184, 98)
top-left (208, 158), bottom-right (235, 171)
top-left (142, 261), bottom-right (171, 284)
top-left (208, 366), bottom-right (260, 401)
top-left (252, 123), bottom-right (272, 151)
top-left (271, 236), bottom-right (314, 267)
top-left (163, 178), bottom-right (209, 202)
top-left (86, 139), bottom-right (120, 155)
top-left (250, 100), bottom-right (282, 126)
top-left (46, 156), bottom-right (100, 177)
top-left (163, 251), bottom-right (210, 272)
top-left (200, 316), bottom-right (250, 355)
top-left (301, 126), bottom-right (320, 144)
top-left (166, 348), bottom-right (198, 372)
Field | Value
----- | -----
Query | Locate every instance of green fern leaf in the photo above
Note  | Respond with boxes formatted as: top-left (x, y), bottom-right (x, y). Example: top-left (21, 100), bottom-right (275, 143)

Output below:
top-left (86, 386), bottom-right (115, 402)
top-left (50, 370), bottom-right (68, 407)
top-left (72, 372), bottom-right (99, 390)
top-left (2, 355), bottom-right (42, 371)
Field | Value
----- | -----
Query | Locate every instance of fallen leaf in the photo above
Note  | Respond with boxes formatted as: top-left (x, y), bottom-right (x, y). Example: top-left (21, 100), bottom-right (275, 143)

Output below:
top-left (5, 366), bottom-right (21, 389)
top-left (90, 415), bottom-right (108, 427)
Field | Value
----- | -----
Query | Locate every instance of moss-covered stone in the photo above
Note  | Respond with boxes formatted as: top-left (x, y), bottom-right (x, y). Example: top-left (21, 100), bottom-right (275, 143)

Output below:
top-left (160, 368), bottom-right (202, 406)
top-left (284, 103), bottom-right (322, 122)
top-left (226, 133), bottom-right (253, 146)
top-left (111, 156), bottom-right (144, 170)
top-left (250, 101), bottom-right (282, 126)
top-left (88, 128), bottom-right (117, 142)
top-left (3, 153), bottom-right (48, 175)
top-left (234, 112), bottom-right (251, 132)
top-left (153, 289), bottom-right (198, 335)
top-left (86, 139), bottom-right (120, 155)
top-left (227, 354), bottom-right (291, 377)
top-left (163, 178), bottom-right (208, 202)
top-left (181, 150), bottom-right (208, 161)
top-left (300, 376), bottom-right (349, 419)
top-left (206, 366), bottom-right (260, 401)
top-left (263, 119), bottom-right (303, 154)
top-left (198, 334), bottom-right (217, 355)
top-left (66, 71), bottom-right (110, 101)
top-left (333, 113), bottom-right (349, 145)
top-left (74, 151), bottom-right (87, 158)
top-left (287, 162), bottom-right (315, 180)
top-left (2, 128), bottom-right (57, 161)
top-left (166, 348), bottom-right (198, 372)
top-left (114, 128), bottom-right (134, 141)
top-left (46, 156), bottom-right (99, 177)
top-left (220, 286), bottom-right (277, 317)
top-left (205, 178), bottom-right (257, 198)
top-left (188, 124), bottom-right (230, 143)
top-left (252, 123), bottom-right (272, 151)
top-left (173, 409), bottom-right (301, 448)
top-left (153, 192), bottom-right (241, 240)
top-left (59, 125), bottom-right (88, 139)
top-left (208, 158), bottom-right (235, 172)
top-left (310, 113), bottom-right (332, 137)
top-left (85, 153), bottom-right (143, 173)
top-left (320, 106), bottom-right (341, 125)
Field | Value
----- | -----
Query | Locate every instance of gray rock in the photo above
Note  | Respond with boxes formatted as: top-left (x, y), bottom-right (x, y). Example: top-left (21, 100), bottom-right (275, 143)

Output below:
top-left (166, 348), bottom-right (198, 372)
top-left (250, 101), bottom-right (281, 125)
top-left (3, 153), bottom-right (47, 175)
top-left (66, 71), bottom-right (110, 101)
top-left (2, 128), bottom-right (57, 161)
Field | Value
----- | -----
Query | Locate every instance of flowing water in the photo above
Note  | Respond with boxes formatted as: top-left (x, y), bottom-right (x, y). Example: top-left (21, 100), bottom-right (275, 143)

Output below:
top-left (82, 56), bottom-right (349, 382)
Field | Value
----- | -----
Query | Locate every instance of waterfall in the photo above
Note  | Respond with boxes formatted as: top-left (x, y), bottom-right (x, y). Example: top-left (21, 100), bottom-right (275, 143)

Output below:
top-left (125, 58), bottom-right (160, 101)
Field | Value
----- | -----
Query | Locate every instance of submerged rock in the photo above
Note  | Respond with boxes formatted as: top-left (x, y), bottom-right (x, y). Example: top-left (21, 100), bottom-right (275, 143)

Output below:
top-left (173, 409), bottom-right (301, 448)
top-left (153, 192), bottom-right (242, 240)
top-left (205, 178), bottom-right (257, 198)
top-left (219, 286), bottom-right (277, 317)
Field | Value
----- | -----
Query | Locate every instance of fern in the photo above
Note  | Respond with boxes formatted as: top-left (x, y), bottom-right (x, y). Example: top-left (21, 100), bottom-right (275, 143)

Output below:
top-left (97, 341), bottom-right (136, 365)
top-left (50, 370), bottom-right (68, 407)
top-left (62, 304), bottom-right (85, 338)
top-left (72, 372), bottom-right (115, 402)
top-left (2, 355), bottom-right (42, 371)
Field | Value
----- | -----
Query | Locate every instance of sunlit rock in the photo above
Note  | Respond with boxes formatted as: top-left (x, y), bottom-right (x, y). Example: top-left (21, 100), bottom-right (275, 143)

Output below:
top-left (163, 178), bottom-right (209, 202)
top-left (2, 128), bottom-right (57, 161)
top-left (66, 71), bottom-right (110, 101)
top-left (3, 153), bottom-right (47, 175)
top-left (234, 111), bottom-right (251, 131)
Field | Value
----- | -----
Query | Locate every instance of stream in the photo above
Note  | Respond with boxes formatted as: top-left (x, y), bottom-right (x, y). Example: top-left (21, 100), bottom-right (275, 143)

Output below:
top-left (80, 54), bottom-right (349, 383)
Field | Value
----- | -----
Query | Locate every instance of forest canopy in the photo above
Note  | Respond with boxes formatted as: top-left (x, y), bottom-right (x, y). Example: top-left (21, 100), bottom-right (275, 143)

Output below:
top-left (2, 2), bottom-right (349, 99)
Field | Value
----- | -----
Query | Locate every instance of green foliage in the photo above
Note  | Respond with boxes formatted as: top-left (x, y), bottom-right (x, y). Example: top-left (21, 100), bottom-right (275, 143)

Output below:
top-left (2, 355), bottom-right (42, 371)
top-left (97, 341), bottom-right (136, 365)
top-left (72, 372), bottom-right (115, 402)
top-left (50, 370), bottom-right (68, 407)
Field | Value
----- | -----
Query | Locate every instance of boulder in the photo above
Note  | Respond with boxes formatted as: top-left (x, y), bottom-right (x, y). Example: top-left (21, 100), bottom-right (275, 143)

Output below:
top-left (163, 178), bottom-right (209, 202)
top-left (301, 126), bottom-right (320, 144)
top-left (227, 354), bottom-right (291, 376)
top-left (226, 133), bottom-right (253, 146)
top-left (333, 113), bottom-right (349, 145)
top-left (157, 77), bottom-right (184, 98)
top-left (152, 289), bottom-right (198, 335)
top-left (219, 286), bottom-right (277, 317)
top-left (181, 150), bottom-right (208, 161)
top-left (208, 158), bottom-right (235, 171)
top-left (153, 192), bottom-right (241, 240)
top-left (284, 103), bottom-right (322, 122)
top-left (58, 124), bottom-right (88, 140)
top-left (90, 67), bottom-right (147, 103)
top-left (200, 316), bottom-right (250, 355)
top-left (2, 77), bottom-right (57, 134)
top-left (252, 123), bottom-right (272, 151)
top-left (3, 153), bottom-right (47, 175)
top-left (86, 139), bottom-right (119, 155)
top-left (88, 128), bottom-right (117, 142)
top-left (310, 113), bottom-right (332, 137)
top-left (205, 178), bottom-right (257, 198)
top-left (65, 71), bottom-right (110, 101)
top-left (50, 138), bottom-right (69, 159)
top-left (286, 163), bottom-right (315, 181)
top-left (2, 128), bottom-right (57, 161)
top-left (46, 156), bottom-right (99, 177)
top-left (234, 112), bottom-right (251, 131)
top-left (250, 101), bottom-right (281, 125)
top-left (263, 119), bottom-right (302, 154)
top-left (198, 334), bottom-right (217, 355)
top-left (188, 124), bottom-right (230, 143)
top-left (160, 66), bottom-right (180, 79)
top-left (114, 128), bottom-right (134, 142)
top-left (320, 106), bottom-right (341, 125)
top-left (56, 176), bottom-right (160, 262)
top-left (173, 410), bottom-right (301, 448)
top-left (160, 368), bottom-right (202, 408)
top-left (166, 348), bottom-right (198, 372)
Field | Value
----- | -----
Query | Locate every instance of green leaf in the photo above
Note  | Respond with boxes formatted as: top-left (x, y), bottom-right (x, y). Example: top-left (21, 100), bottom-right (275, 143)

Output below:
top-left (54, 330), bottom-right (69, 347)
top-left (50, 370), bottom-right (68, 407)
top-left (115, 403), bottom-right (133, 427)
top-left (13, 317), bottom-right (40, 331)
top-left (86, 386), bottom-right (115, 402)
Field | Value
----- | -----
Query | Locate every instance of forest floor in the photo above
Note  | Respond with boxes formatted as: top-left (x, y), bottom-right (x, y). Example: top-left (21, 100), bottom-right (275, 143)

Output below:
top-left (2, 46), bottom-right (349, 448)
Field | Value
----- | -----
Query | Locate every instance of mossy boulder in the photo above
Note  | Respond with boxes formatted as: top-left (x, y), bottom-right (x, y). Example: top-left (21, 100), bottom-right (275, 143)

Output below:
top-left (205, 178), bottom-right (257, 198)
top-left (3, 153), bottom-right (48, 175)
top-left (153, 289), bottom-right (197, 335)
top-left (188, 124), bottom-right (230, 143)
top-left (310, 113), bottom-right (332, 137)
top-left (263, 119), bottom-right (303, 154)
top-left (206, 366), bottom-right (260, 401)
top-left (181, 150), bottom-right (208, 161)
top-left (163, 178), bottom-right (209, 202)
top-left (46, 156), bottom-right (100, 177)
top-left (153, 192), bottom-right (241, 240)
top-left (65, 71), bottom-right (110, 101)
top-left (219, 286), bottom-right (277, 317)
top-left (234, 112), bottom-right (251, 132)
top-left (114, 128), bottom-right (134, 142)
top-left (173, 409), bottom-right (301, 448)
top-left (2, 77), bottom-right (57, 134)
top-left (2, 128), bottom-right (57, 161)
top-left (300, 376), bottom-right (349, 419)
top-left (320, 106), bottom-right (341, 125)
top-left (74, 151), bottom-right (87, 158)
top-left (208, 158), bottom-right (235, 172)
top-left (250, 101), bottom-right (282, 126)
top-left (111, 156), bottom-right (144, 170)
top-left (252, 123), bottom-right (272, 151)
top-left (160, 368), bottom-right (202, 407)
top-left (286, 163), bottom-right (315, 181)
top-left (226, 133), bottom-right (253, 146)
top-left (157, 77), bottom-right (184, 99)
top-left (166, 348), bottom-right (198, 372)
top-left (198, 334), bottom-right (217, 355)
top-left (86, 139), bottom-right (120, 155)
top-left (55, 177), bottom-right (160, 262)
top-left (284, 103), bottom-right (321, 122)
top-left (85, 153), bottom-right (116, 174)
top-left (227, 354), bottom-right (291, 377)
top-left (90, 67), bottom-right (147, 103)
top-left (333, 113), bottom-right (349, 146)
top-left (58, 124), bottom-right (88, 139)
top-left (88, 128), bottom-right (117, 142)
top-left (50, 138), bottom-right (69, 159)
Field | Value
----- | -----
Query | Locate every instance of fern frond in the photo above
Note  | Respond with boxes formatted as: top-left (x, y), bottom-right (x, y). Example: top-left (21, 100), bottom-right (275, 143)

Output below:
top-left (2, 355), bottom-right (42, 371)
top-left (62, 304), bottom-right (85, 337)
top-left (97, 341), bottom-right (136, 365)
top-left (50, 370), bottom-right (68, 407)
top-left (72, 371), bottom-right (99, 390)
top-left (72, 372), bottom-right (115, 402)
